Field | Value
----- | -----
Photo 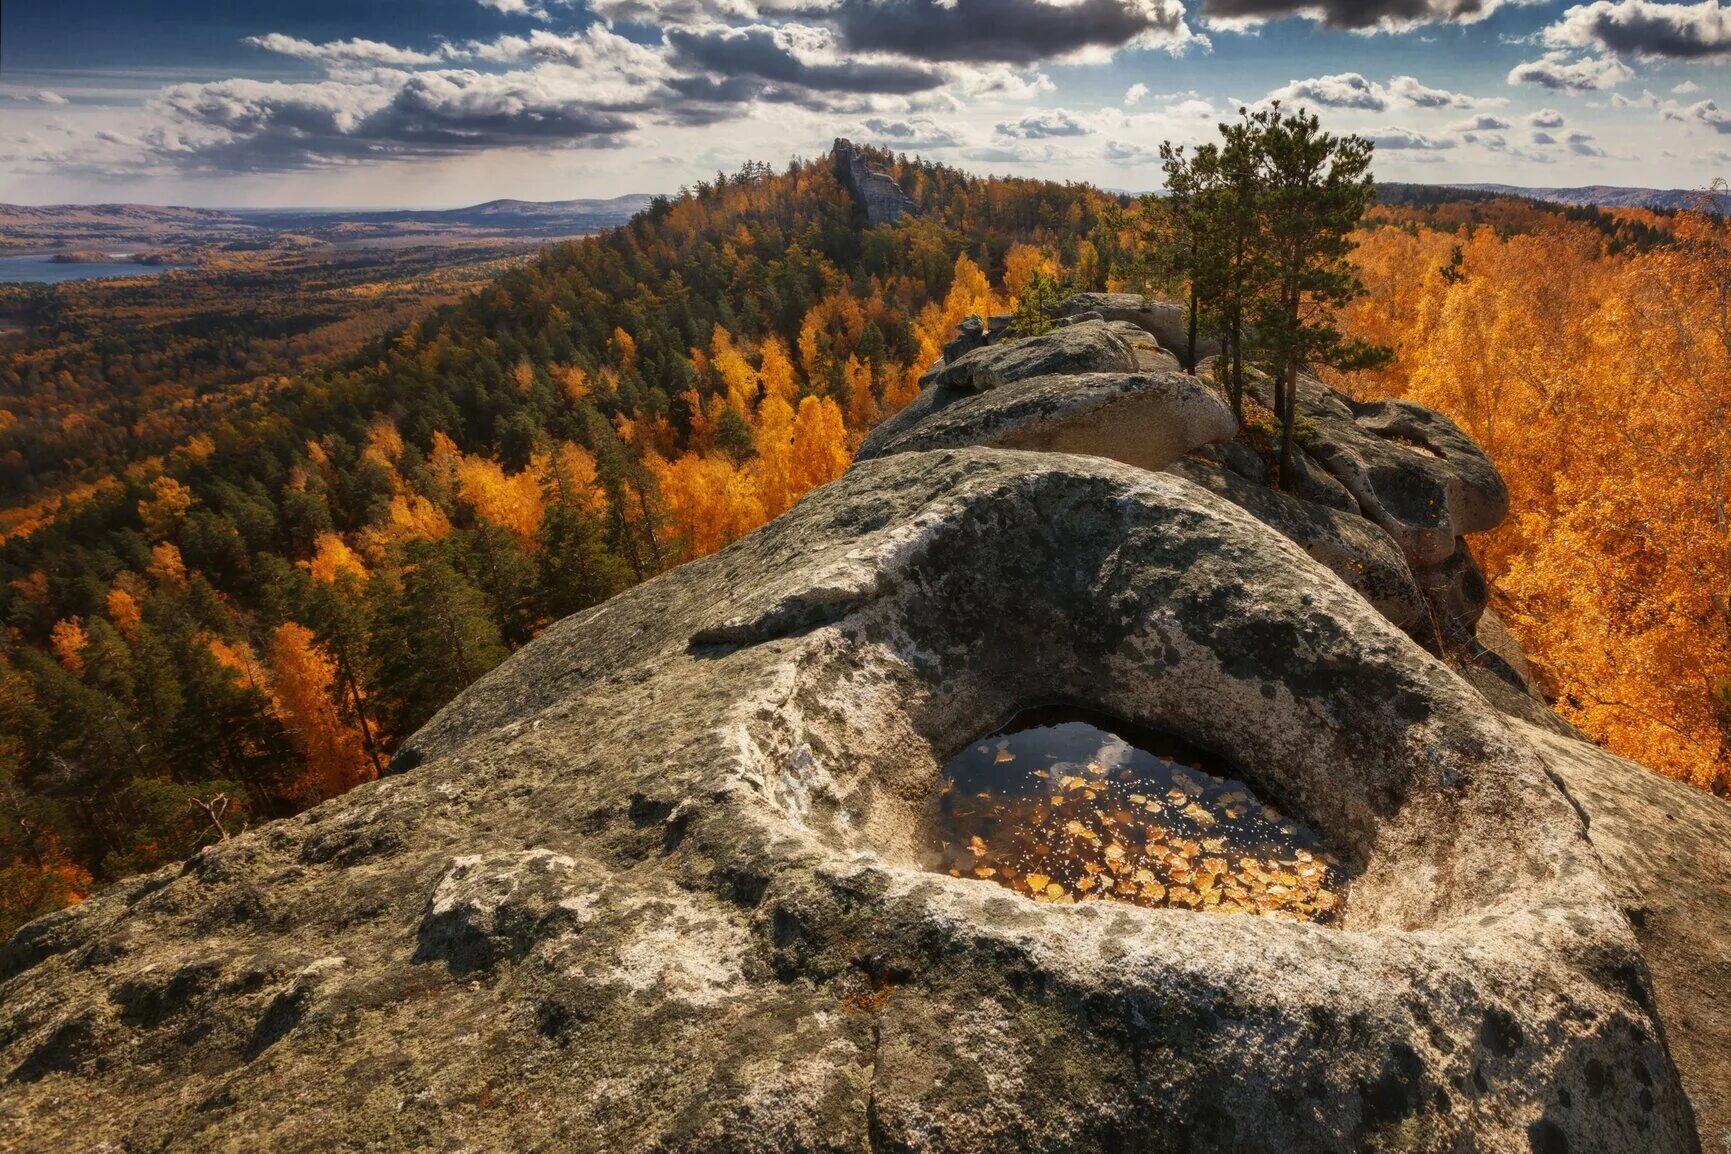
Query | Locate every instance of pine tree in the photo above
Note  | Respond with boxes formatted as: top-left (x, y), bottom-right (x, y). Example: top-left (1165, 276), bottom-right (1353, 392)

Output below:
top-left (1247, 103), bottom-right (1391, 487)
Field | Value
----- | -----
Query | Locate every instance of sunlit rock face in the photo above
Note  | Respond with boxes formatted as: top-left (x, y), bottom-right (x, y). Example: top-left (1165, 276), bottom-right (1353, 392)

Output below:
top-left (0, 447), bottom-right (1695, 1152)
top-left (833, 137), bottom-right (916, 228)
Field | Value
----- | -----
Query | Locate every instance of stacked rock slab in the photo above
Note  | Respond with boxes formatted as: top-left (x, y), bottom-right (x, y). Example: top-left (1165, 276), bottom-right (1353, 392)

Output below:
top-left (832, 138), bottom-right (916, 227)
top-left (0, 447), bottom-right (1702, 1152)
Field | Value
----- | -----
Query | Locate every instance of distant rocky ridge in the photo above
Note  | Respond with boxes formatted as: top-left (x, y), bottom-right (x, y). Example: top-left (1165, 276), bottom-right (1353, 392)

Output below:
top-left (2, 293), bottom-right (1728, 1151)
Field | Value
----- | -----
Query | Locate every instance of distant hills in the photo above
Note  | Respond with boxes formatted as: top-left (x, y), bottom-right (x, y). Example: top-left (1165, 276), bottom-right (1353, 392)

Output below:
top-left (0, 194), bottom-right (657, 252)
top-left (1453, 183), bottom-right (1729, 214)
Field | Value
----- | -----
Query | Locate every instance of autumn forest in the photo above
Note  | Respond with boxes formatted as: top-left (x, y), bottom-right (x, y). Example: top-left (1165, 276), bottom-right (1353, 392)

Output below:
top-left (2, 144), bottom-right (1727, 936)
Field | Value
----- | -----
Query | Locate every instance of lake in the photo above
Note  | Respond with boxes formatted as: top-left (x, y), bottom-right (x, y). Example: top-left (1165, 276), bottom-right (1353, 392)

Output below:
top-left (0, 256), bottom-right (179, 284)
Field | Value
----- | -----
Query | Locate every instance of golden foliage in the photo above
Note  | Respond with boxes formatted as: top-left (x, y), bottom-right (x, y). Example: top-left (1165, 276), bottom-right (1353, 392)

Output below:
top-left (148, 542), bottom-right (187, 589)
top-left (304, 532), bottom-right (369, 584)
top-left (105, 586), bottom-right (142, 639)
top-left (1342, 212), bottom-right (1731, 793)
top-left (269, 622), bottom-right (375, 802)
top-left (49, 618), bottom-right (87, 674)
top-left (138, 475), bottom-right (196, 541)
top-left (790, 395), bottom-right (850, 495)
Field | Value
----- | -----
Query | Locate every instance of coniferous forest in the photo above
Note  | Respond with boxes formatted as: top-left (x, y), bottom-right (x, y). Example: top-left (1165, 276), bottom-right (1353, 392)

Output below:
top-left (0, 147), bottom-right (1111, 932)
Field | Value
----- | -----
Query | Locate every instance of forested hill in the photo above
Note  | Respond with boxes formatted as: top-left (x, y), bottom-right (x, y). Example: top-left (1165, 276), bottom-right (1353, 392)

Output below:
top-left (0, 145), bottom-right (1117, 932)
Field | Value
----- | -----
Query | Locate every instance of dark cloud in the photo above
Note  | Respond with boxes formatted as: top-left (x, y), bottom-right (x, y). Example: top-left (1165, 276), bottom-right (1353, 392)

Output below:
top-left (1532, 129), bottom-right (1559, 143)
top-left (1542, 0), bottom-right (1731, 61)
top-left (1201, 0), bottom-right (1514, 32)
top-left (153, 72), bottom-right (643, 171)
top-left (1567, 130), bottom-right (1607, 154)
top-left (664, 23), bottom-right (946, 94)
top-left (831, 0), bottom-right (1193, 65)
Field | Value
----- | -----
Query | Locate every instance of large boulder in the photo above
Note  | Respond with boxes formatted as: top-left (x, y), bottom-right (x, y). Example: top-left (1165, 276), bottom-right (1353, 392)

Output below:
top-left (1249, 375), bottom-right (1509, 571)
top-left (921, 318), bottom-right (1141, 393)
top-left (1513, 718), bottom-right (1731, 1147)
top-left (1055, 292), bottom-right (1221, 368)
top-left (856, 371), bottom-right (1236, 471)
top-left (0, 449), bottom-right (1698, 1152)
top-left (1165, 456), bottom-right (1430, 639)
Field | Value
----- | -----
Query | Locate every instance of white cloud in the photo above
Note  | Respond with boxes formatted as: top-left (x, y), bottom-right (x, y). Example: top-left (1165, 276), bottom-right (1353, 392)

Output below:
top-left (245, 34), bottom-right (446, 68)
top-left (1528, 107), bottom-right (1567, 126)
top-left (1266, 72), bottom-right (1494, 112)
top-left (1367, 126), bottom-right (1458, 150)
top-left (995, 108), bottom-right (1091, 137)
top-left (1507, 51), bottom-right (1635, 90)
top-left (1124, 82), bottom-right (1150, 105)
top-left (1667, 97), bottom-right (1731, 131)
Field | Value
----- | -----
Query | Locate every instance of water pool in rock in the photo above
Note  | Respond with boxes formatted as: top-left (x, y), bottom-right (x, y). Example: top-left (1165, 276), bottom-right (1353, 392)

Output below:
top-left (924, 707), bottom-right (1346, 922)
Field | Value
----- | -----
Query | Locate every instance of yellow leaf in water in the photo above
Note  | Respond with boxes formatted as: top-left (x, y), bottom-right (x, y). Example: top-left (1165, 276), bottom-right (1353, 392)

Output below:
top-left (1076, 875), bottom-right (1096, 892)
top-left (1202, 837), bottom-right (1227, 852)
top-left (969, 835), bottom-right (988, 855)
top-left (974, 866), bottom-right (996, 878)
top-left (1182, 803), bottom-right (1218, 827)
top-left (1045, 882), bottom-right (1065, 899)
top-left (1033, 768), bottom-right (1051, 779)
top-left (1129, 794), bottom-right (1148, 805)
top-left (1133, 868), bottom-right (1156, 884)
top-left (1065, 820), bottom-right (1088, 837)
top-left (1025, 873), bottom-right (1049, 892)
top-left (1296, 850), bottom-right (1314, 863)
top-left (1105, 843), bottom-right (1126, 861)
top-left (995, 750), bottom-right (1016, 764)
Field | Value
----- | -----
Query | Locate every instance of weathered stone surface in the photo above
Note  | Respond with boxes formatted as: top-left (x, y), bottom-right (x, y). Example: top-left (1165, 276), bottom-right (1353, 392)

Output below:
top-left (943, 314), bottom-right (987, 363)
top-left (1514, 718), bottom-right (1731, 1149)
top-left (1055, 292), bottom-right (1221, 368)
top-left (1250, 374), bottom-right (1509, 570)
top-left (1165, 456), bottom-right (1430, 639)
top-left (0, 448), bottom-right (1698, 1152)
top-left (834, 137), bottom-right (916, 227)
top-left (920, 318), bottom-right (1140, 393)
top-left (856, 371), bottom-right (1236, 472)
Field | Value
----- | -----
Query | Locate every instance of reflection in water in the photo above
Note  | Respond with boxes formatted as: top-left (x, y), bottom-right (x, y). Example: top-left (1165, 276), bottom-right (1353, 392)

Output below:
top-left (924, 707), bottom-right (1346, 923)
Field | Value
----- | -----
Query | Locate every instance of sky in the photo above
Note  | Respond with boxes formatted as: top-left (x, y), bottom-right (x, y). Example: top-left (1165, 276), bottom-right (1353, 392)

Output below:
top-left (1, 0), bottom-right (1728, 206)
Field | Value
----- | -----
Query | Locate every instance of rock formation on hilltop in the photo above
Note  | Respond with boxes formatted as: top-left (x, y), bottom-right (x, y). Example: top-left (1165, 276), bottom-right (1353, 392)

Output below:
top-left (2, 294), bottom-right (1728, 1153)
top-left (833, 138), bottom-right (917, 227)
